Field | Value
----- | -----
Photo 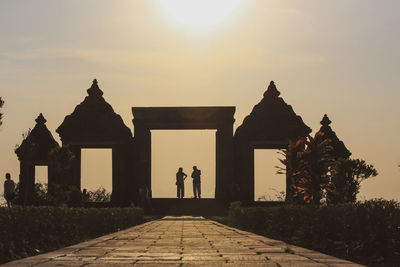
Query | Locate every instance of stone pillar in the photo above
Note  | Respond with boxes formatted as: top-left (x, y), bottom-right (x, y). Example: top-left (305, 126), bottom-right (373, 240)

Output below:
top-left (234, 142), bottom-right (254, 204)
top-left (112, 146), bottom-right (120, 204)
top-left (69, 145), bottom-right (81, 189)
top-left (47, 163), bottom-right (57, 191)
top-left (244, 145), bottom-right (255, 204)
top-left (112, 143), bottom-right (134, 205)
top-left (215, 123), bottom-right (234, 201)
top-left (284, 143), bottom-right (293, 202)
top-left (133, 125), bottom-right (151, 199)
top-left (19, 161), bottom-right (35, 205)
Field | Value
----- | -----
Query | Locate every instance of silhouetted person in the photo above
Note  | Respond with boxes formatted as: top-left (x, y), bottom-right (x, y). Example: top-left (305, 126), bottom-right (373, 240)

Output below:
top-left (191, 166), bottom-right (201, 199)
top-left (82, 188), bottom-right (90, 202)
top-left (138, 184), bottom-right (152, 211)
top-left (4, 173), bottom-right (15, 208)
top-left (176, 167), bottom-right (187, 199)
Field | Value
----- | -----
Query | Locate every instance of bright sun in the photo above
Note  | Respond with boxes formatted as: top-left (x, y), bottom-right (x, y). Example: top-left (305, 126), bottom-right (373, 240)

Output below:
top-left (156, 0), bottom-right (244, 29)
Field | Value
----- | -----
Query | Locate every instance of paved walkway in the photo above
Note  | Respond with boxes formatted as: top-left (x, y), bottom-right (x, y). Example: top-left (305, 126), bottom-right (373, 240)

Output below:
top-left (3, 216), bottom-right (364, 266)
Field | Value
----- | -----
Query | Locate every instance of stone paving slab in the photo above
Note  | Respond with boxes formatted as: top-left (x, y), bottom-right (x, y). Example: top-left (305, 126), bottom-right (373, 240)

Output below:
top-left (2, 216), bottom-right (365, 266)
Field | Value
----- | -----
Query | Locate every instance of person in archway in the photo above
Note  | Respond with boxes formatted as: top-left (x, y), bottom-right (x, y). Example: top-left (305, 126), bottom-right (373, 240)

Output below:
top-left (191, 166), bottom-right (201, 199)
top-left (176, 167), bottom-right (187, 199)
top-left (4, 173), bottom-right (16, 208)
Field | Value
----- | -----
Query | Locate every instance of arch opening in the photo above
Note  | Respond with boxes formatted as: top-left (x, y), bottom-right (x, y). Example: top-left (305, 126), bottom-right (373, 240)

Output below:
top-left (81, 148), bottom-right (112, 193)
top-left (254, 149), bottom-right (285, 201)
top-left (151, 130), bottom-right (216, 198)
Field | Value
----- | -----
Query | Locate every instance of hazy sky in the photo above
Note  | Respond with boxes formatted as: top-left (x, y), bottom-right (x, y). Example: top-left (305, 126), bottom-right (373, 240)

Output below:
top-left (0, 1), bottom-right (399, 201)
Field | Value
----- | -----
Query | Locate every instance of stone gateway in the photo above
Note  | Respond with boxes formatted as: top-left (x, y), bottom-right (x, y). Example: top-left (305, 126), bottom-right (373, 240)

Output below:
top-left (15, 79), bottom-right (311, 205)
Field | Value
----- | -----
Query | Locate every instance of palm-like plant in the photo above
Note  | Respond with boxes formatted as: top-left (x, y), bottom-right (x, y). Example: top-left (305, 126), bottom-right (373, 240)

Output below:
top-left (297, 132), bottom-right (334, 204)
top-left (278, 132), bottom-right (334, 204)
top-left (277, 138), bottom-right (306, 202)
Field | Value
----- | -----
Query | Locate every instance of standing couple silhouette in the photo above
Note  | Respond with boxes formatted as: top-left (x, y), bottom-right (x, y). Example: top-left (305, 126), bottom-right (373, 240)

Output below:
top-left (176, 166), bottom-right (201, 199)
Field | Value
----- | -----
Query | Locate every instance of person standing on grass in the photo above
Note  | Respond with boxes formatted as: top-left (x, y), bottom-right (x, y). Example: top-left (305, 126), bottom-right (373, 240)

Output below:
top-left (176, 167), bottom-right (187, 199)
top-left (191, 166), bottom-right (201, 199)
top-left (4, 173), bottom-right (15, 208)
top-left (82, 188), bottom-right (90, 202)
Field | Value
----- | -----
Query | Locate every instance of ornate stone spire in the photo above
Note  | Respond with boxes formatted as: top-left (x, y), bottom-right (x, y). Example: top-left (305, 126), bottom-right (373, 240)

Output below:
top-left (57, 78), bottom-right (133, 143)
top-left (15, 113), bottom-right (59, 160)
top-left (35, 113), bottom-right (47, 124)
top-left (263, 80), bottom-right (281, 98)
top-left (318, 114), bottom-right (351, 158)
top-left (235, 80), bottom-right (311, 141)
top-left (320, 114), bottom-right (332, 127)
top-left (87, 79), bottom-right (104, 97)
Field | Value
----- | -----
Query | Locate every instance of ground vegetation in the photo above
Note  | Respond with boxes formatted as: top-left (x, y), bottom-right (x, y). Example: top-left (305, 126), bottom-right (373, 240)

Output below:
top-left (215, 200), bottom-right (400, 267)
top-left (0, 206), bottom-right (144, 264)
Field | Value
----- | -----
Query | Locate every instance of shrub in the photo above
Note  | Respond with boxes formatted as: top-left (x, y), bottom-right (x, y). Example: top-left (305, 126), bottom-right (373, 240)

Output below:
top-left (328, 158), bottom-right (378, 204)
top-left (13, 182), bottom-right (113, 207)
top-left (278, 133), bottom-right (377, 205)
top-left (227, 201), bottom-right (242, 224)
top-left (227, 199), bottom-right (400, 266)
top-left (0, 206), bottom-right (144, 264)
top-left (87, 187), bottom-right (111, 202)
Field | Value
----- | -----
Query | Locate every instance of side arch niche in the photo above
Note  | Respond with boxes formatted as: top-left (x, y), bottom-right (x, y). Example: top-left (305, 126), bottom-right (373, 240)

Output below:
top-left (15, 113), bottom-right (59, 204)
top-left (234, 81), bottom-right (311, 203)
top-left (56, 79), bottom-right (134, 204)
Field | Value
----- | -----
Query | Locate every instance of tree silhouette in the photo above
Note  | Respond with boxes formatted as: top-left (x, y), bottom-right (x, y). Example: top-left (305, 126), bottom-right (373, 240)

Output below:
top-left (0, 97), bottom-right (4, 127)
top-left (327, 158), bottom-right (377, 204)
top-left (279, 132), bottom-right (378, 205)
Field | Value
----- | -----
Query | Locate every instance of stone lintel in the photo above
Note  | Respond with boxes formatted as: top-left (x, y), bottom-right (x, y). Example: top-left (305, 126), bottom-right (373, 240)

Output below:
top-left (132, 106), bottom-right (235, 130)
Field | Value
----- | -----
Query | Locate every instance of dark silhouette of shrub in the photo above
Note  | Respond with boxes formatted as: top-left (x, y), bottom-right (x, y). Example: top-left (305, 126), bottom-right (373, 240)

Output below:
top-left (226, 199), bottom-right (400, 266)
top-left (0, 97), bottom-right (4, 127)
top-left (328, 158), bottom-right (378, 204)
top-left (86, 187), bottom-right (111, 202)
top-left (278, 132), bottom-right (377, 204)
top-left (0, 206), bottom-right (144, 264)
top-left (278, 132), bottom-right (334, 204)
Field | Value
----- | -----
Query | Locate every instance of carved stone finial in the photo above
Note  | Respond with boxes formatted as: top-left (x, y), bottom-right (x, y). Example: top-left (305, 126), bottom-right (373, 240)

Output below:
top-left (320, 114), bottom-right (332, 126)
top-left (87, 78), bottom-right (103, 97)
top-left (263, 80), bottom-right (281, 98)
top-left (35, 113), bottom-right (47, 124)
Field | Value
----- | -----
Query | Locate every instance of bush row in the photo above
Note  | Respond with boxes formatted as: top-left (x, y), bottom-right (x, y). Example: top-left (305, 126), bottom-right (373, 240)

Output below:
top-left (0, 206), bottom-right (144, 264)
top-left (227, 199), bottom-right (400, 266)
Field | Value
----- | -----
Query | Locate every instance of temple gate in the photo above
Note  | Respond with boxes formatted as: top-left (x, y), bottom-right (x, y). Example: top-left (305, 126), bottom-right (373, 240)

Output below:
top-left (132, 106), bottom-right (235, 201)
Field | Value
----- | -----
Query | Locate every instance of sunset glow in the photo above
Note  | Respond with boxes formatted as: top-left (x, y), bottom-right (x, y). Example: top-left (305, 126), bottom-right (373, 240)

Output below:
top-left (0, 1), bottom-right (399, 203)
top-left (156, 0), bottom-right (244, 29)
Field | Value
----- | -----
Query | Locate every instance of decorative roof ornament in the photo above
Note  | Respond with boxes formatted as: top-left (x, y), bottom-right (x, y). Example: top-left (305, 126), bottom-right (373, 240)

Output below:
top-left (318, 114), bottom-right (351, 158)
top-left (57, 79), bottom-right (133, 143)
top-left (235, 80), bottom-right (311, 141)
top-left (87, 79), bottom-right (103, 97)
top-left (263, 81), bottom-right (280, 98)
top-left (35, 113), bottom-right (47, 124)
top-left (15, 113), bottom-right (59, 160)
top-left (320, 114), bottom-right (332, 127)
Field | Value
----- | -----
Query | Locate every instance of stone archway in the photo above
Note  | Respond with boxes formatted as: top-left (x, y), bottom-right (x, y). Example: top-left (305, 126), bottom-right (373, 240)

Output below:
top-left (15, 113), bottom-right (59, 205)
top-left (132, 106), bottom-right (235, 201)
top-left (57, 80), bottom-right (134, 204)
top-left (234, 81), bottom-right (311, 203)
